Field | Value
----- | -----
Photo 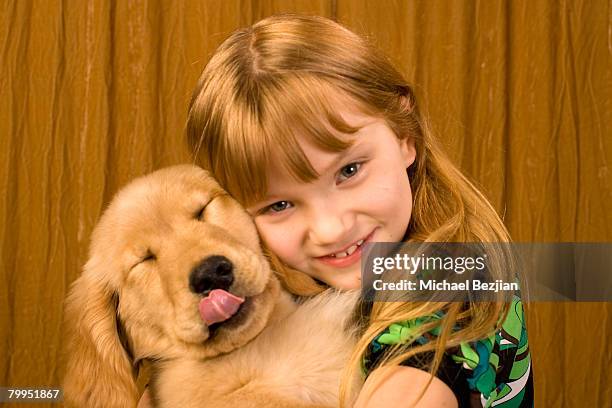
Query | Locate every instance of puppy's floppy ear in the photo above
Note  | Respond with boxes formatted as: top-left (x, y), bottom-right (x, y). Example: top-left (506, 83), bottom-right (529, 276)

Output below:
top-left (62, 260), bottom-right (138, 407)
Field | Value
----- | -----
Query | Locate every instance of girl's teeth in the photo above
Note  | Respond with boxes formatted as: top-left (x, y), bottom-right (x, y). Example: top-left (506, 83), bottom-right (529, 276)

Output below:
top-left (332, 244), bottom-right (359, 258)
top-left (329, 238), bottom-right (367, 258)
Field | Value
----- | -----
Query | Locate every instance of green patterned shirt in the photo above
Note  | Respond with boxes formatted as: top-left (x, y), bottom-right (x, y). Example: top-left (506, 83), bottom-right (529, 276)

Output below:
top-left (362, 296), bottom-right (533, 407)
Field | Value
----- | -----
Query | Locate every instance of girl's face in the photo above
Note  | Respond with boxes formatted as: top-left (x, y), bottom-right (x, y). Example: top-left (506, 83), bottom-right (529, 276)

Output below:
top-left (247, 109), bottom-right (416, 289)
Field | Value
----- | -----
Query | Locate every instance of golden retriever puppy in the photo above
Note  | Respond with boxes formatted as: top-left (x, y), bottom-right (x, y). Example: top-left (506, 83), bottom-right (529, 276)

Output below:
top-left (63, 165), bottom-right (358, 408)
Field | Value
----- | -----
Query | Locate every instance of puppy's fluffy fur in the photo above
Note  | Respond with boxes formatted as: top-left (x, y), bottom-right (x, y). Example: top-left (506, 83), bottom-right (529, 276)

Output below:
top-left (63, 165), bottom-right (359, 407)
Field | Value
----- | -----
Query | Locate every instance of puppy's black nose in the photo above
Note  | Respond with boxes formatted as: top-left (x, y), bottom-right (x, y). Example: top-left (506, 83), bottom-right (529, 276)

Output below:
top-left (189, 255), bottom-right (234, 294)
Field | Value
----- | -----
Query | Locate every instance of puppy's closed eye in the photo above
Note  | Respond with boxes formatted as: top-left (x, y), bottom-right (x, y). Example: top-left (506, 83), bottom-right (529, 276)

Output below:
top-left (194, 193), bottom-right (225, 220)
top-left (129, 250), bottom-right (156, 272)
top-left (194, 205), bottom-right (207, 220)
top-left (142, 250), bottom-right (157, 262)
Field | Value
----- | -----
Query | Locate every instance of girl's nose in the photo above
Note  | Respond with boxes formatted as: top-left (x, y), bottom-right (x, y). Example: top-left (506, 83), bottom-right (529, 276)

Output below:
top-left (306, 201), bottom-right (353, 247)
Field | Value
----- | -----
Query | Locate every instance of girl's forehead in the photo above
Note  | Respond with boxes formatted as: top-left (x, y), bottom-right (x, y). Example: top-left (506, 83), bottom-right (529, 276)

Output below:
top-left (333, 107), bottom-right (380, 128)
top-left (292, 110), bottom-right (380, 157)
top-left (262, 141), bottom-right (341, 200)
top-left (266, 134), bottom-right (343, 184)
top-left (264, 113), bottom-right (384, 188)
top-left (231, 82), bottom-right (385, 206)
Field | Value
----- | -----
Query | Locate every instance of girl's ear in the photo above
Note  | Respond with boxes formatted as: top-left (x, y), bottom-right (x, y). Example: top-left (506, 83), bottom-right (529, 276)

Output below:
top-left (62, 262), bottom-right (139, 407)
top-left (399, 136), bottom-right (417, 169)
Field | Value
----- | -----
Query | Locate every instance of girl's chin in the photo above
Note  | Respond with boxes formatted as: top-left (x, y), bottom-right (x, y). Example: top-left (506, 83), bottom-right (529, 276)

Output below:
top-left (335, 279), bottom-right (362, 290)
top-left (319, 270), bottom-right (362, 290)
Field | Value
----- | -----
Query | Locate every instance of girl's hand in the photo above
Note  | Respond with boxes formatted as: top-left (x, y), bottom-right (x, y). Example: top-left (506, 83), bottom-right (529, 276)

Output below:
top-left (354, 366), bottom-right (458, 408)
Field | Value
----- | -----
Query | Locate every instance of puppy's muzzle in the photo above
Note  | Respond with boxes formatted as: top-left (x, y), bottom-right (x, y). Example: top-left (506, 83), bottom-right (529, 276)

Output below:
top-left (189, 255), bottom-right (235, 295)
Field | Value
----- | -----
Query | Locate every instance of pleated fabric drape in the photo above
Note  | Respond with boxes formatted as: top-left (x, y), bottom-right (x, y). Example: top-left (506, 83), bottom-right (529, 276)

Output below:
top-left (1, 1), bottom-right (609, 406)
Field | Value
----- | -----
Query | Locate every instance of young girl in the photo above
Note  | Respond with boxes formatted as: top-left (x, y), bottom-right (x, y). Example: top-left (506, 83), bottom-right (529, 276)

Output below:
top-left (184, 14), bottom-right (533, 408)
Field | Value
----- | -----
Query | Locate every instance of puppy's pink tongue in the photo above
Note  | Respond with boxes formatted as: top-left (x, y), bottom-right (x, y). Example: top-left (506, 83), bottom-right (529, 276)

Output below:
top-left (199, 289), bottom-right (245, 325)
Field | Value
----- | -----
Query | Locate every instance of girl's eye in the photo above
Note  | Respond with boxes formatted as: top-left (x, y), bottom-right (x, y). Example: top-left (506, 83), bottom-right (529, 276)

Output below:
top-left (337, 162), bottom-right (362, 183)
top-left (265, 201), bottom-right (293, 214)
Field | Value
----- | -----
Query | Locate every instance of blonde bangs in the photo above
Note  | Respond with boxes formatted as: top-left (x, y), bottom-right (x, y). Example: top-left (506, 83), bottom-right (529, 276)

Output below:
top-left (261, 75), bottom-right (368, 176)
top-left (216, 101), bottom-right (270, 206)
top-left (208, 74), bottom-right (376, 207)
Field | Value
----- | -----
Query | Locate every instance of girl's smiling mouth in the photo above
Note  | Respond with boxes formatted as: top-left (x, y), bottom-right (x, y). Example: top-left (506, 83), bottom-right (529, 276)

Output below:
top-left (315, 229), bottom-right (377, 268)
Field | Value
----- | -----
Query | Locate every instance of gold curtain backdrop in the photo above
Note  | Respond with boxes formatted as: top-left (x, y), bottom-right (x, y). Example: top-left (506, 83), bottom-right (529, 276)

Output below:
top-left (1, 1), bottom-right (610, 406)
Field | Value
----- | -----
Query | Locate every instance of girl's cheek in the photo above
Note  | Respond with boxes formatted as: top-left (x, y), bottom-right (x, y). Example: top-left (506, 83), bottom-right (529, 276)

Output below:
top-left (356, 178), bottom-right (404, 211)
top-left (255, 218), bottom-right (300, 261)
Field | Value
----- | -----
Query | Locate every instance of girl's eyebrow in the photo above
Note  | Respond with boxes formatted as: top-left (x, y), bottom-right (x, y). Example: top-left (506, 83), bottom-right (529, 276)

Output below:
top-left (261, 140), bottom-right (370, 203)
top-left (260, 193), bottom-right (283, 203)
top-left (315, 145), bottom-right (354, 175)
top-left (315, 137), bottom-right (369, 175)
top-left (257, 123), bottom-right (377, 205)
